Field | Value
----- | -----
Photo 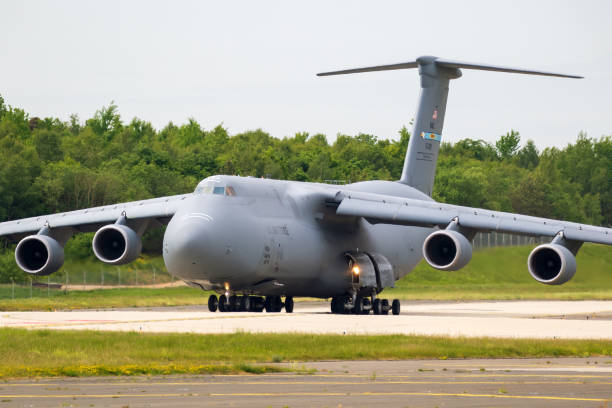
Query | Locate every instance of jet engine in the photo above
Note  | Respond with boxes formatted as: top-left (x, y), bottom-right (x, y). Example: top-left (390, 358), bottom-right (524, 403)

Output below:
top-left (422, 230), bottom-right (472, 271)
top-left (527, 243), bottom-right (576, 285)
top-left (15, 234), bottom-right (65, 275)
top-left (92, 224), bottom-right (142, 265)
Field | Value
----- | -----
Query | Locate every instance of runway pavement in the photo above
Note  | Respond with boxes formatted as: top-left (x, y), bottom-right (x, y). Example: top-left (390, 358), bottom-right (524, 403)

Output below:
top-left (2, 300), bottom-right (612, 339)
top-left (1, 358), bottom-right (611, 407)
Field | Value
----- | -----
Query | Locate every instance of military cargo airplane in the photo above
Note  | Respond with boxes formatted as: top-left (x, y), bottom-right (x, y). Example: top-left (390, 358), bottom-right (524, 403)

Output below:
top-left (1, 56), bottom-right (610, 315)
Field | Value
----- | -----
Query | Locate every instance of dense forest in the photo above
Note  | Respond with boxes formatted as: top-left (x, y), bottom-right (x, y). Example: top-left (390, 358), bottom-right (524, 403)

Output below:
top-left (0, 93), bottom-right (610, 243)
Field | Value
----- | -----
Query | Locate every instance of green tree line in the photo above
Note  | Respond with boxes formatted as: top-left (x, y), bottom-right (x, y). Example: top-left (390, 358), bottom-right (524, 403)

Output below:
top-left (0, 94), bottom-right (609, 279)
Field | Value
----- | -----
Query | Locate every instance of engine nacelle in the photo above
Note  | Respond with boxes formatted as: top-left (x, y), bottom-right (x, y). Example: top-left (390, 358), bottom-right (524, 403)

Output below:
top-left (15, 234), bottom-right (65, 275)
top-left (527, 243), bottom-right (576, 285)
top-left (92, 224), bottom-right (142, 265)
top-left (422, 230), bottom-right (472, 271)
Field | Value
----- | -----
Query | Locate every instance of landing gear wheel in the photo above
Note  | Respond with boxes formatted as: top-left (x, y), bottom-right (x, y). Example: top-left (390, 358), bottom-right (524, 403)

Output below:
top-left (392, 299), bottom-right (401, 315)
top-left (382, 299), bottom-right (390, 315)
top-left (285, 296), bottom-right (294, 313)
top-left (341, 295), bottom-right (352, 314)
top-left (229, 295), bottom-right (239, 312)
top-left (265, 296), bottom-right (282, 313)
top-left (264, 296), bottom-right (272, 312)
top-left (273, 296), bottom-right (283, 312)
top-left (354, 295), bottom-right (363, 315)
top-left (331, 297), bottom-right (340, 314)
top-left (239, 296), bottom-right (250, 312)
top-left (208, 295), bottom-right (218, 312)
top-left (372, 298), bottom-right (382, 315)
top-left (361, 297), bottom-right (371, 315)
top-left (219, 294), bottom-right (228, 312)
top-left (250, 297), bottom-right (264, 312)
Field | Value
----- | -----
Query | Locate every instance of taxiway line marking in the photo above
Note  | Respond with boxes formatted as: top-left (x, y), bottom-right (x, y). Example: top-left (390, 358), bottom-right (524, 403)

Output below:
top-left (0, 392), bottom-right (609, 402)
top-left (2, 314), bottom-right (279, 328)
top-left (421, 362), bottom-right (612, 367)
top-left (3, 310), bottom-right (326, 327)
top-left (5, 373), bottom-right (611, 382)
top-left (1, 380), bottom-right (608, 387)
top-left (205, 392), bottom-right (610, 401)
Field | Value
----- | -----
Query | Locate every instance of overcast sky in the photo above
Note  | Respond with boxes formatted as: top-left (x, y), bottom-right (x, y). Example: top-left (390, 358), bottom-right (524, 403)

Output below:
top-left (1, 0), bottom-right (610, 149)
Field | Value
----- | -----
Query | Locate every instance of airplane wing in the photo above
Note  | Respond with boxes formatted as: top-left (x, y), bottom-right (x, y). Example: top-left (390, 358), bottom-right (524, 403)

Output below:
top-left (333, 192), bottom-right (612, 245)
top-left (0, 193), bottom-right (191, 242)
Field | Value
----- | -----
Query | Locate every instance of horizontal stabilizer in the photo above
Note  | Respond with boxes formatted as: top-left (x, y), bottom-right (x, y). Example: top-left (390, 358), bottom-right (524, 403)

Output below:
top-left (317, 61), bottom-right (418, 76)
top-left (317, 56), bottom-right (582, 79)
top-left (435, 58), bottom-right (583, 79)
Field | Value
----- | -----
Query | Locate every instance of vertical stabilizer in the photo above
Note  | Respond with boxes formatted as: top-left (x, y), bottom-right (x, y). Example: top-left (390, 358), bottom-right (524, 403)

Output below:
top-left (318, 57), bottom-right (581, 196)
top-left (400, 56), bottom-right (460, 195)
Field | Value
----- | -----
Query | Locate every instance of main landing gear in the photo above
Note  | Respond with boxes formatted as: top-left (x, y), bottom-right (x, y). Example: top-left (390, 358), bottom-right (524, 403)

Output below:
top-left (331, 295), bottom-right (401, 315)
top-left (208, 294), bottom-right (294, 313)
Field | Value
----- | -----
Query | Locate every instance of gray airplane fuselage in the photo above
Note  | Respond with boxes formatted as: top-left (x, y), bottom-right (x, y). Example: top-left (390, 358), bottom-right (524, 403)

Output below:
top-left (163, 175), bottom-right (432, 298)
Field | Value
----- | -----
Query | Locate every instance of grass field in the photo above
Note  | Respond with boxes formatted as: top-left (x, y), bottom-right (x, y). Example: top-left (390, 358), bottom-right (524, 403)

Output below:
top-left (0, 286), bottom-right (208, 311)
top-left (1, 328), bottom-right (611, 378)
top-left (0, 244), bottom-right (611, 310)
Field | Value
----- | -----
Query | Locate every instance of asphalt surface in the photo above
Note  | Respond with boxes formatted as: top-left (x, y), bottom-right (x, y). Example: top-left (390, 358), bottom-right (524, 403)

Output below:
top-left (2, 300), bottom-right (612, 339)
top-left (1, 358), bottom-right (611, 407)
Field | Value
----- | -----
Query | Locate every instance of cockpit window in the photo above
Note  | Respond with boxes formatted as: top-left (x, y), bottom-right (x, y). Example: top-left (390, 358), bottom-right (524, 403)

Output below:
top-left (194, 182), bottom-right (213, 195)
top-left (194, 178), bottom-right (237, 197)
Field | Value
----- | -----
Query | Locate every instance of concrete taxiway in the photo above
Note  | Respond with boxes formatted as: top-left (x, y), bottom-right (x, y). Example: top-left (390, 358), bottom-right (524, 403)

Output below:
top-left (2, 300), bottom-right (612, 339)
top-left (1, 358), bottom-right (611, 407)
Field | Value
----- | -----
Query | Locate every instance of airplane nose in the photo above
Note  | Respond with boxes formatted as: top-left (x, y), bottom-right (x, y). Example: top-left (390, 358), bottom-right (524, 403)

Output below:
top-left (163, 214), bottom-right (215, 280)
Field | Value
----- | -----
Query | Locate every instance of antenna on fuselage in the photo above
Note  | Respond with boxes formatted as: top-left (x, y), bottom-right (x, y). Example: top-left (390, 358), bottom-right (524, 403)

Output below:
top-left (317, 56), bottom-right (582, 196)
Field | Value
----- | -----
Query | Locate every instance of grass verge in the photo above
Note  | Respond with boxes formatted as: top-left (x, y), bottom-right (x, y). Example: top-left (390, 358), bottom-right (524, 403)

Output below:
top-left (0, 286), bottom-right (214, 311)
top-left (1, 329), bottom-right (612, 378)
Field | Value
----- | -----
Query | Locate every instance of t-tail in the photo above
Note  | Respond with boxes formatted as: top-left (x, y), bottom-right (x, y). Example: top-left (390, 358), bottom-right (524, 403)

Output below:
top-left (318, 56), bottom-right (582, 196)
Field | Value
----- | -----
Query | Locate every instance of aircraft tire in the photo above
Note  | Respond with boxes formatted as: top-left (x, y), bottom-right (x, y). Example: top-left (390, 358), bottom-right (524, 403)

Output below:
top-left (361, 297), bottom-right (371, 314)
top-left (341, 295), bottom-right (351, 314)
top-left (273, 296), bottom-right (283, 312)
top-left (382, 299), bottom-right (390, 315)
top-left (239, 296), bottom-right (250, 312)
top-left (264, 296), bottom-right (275, 313)
top-left (285, 296), bottom-right (294, 313)
top-left (392, 299), bottom-right (401, 315)
top-left (354, 295), bottom-right (363, 315)
top-left (264, 296), bottom-right (272, 312)
top-left (219, 294), bottom-right (228, 312)
top-left (372, 298), bottom-right (382, 315)
top-left (250, 296), bottom-right (264, 312)
top-left (330, 297), bottom-right (338, 314)
top-left (229, 295), bottom-right (239, 311)
top-left (208, 295), bottom-right (218, 312)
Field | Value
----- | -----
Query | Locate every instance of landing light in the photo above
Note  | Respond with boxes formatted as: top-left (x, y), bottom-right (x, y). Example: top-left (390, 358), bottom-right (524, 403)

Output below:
top-left (352, 265), bottom-right (360, 275)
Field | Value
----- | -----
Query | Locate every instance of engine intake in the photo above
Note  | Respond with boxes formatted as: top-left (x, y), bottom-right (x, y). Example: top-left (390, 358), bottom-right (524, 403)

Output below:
top-left (92, 224), bottom-right (142, 265)
top-left (528, 244), bottom-right (576, 285)
top-left (15, 235), bottom-right (64, 275)
top-left (423, 230), bottom-right (472, 271)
